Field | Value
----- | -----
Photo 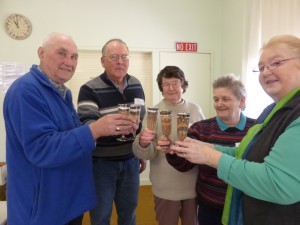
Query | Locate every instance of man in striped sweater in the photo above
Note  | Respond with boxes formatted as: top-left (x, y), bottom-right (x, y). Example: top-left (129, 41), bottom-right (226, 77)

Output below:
top-left (77, 39), bottom-right (145, 225)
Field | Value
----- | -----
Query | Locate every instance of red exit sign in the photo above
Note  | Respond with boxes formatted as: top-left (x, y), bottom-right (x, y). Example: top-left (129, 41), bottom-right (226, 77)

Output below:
top-left (176, 42), bottom-right (198, 52)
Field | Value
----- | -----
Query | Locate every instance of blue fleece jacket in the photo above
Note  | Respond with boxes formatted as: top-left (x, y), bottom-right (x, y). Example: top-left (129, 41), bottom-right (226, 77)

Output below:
top-left (3, 65), bottom-right (96, 225)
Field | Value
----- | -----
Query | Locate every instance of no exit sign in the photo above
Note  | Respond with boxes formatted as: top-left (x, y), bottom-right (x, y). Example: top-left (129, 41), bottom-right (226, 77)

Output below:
top-left (176, 42), bottom-right (197, 52)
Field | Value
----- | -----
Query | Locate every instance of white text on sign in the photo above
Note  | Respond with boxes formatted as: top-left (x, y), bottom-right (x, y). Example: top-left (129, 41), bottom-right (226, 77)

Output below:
top-left (176, 42), bottom-right (198, 52)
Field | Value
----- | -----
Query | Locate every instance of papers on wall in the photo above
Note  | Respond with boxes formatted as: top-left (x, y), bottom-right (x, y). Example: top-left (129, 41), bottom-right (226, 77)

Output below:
top-left (0, 62), bottom-right (26, 93)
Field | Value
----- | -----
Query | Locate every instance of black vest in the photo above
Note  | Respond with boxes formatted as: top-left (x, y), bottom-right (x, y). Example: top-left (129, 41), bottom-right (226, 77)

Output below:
top-left (244, 93), bottom-right (300, 225)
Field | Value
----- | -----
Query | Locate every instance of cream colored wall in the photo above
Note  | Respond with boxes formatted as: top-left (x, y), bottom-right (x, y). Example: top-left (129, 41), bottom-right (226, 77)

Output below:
top-left (0, 0), bottom-right (247, 162)
top-left (0, 0), bottom-right (222, 64)
top-left (220, 0), bottom-right (248, 77)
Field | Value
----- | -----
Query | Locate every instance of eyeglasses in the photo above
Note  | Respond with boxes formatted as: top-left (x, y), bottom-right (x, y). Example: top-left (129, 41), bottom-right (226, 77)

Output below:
top-left (105, 54), bottom-right (130, 61)
top-left (161, 81), bottom-right (181, 90)
top-left (253, 57), bottom-right (299, 73)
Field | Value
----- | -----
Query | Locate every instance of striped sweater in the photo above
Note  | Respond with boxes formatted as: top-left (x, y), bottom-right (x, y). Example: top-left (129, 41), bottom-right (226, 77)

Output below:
top-left (77, 72), bottom-right (145, 159)
top-left (167, 115), bottom-right (255, 209)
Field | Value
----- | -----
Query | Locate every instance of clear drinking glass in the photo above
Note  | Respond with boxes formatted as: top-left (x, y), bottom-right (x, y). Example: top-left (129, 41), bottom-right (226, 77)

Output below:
top-left (147, 107), bottom-right (159, 130)
top-left (129, 104), bottom-right (141, 139)
top-left (160, 110), bottom-right (172, 148)
top-left (177, 112), bottom-right (190, 141)
top-left (117, 104), bottom-right (130, 141)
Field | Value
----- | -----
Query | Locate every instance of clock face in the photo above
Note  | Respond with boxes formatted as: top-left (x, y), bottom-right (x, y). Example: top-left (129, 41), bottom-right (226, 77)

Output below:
top-left (5, 14), bottom-right (32, 40)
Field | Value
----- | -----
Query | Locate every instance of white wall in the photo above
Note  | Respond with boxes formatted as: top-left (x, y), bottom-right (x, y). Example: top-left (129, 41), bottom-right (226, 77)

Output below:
top-left (1, 0), bottom-right (223, 64)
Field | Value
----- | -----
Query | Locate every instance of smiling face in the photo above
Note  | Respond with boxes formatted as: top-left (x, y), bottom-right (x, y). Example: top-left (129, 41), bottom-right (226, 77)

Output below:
top-left (161, 77), bottom-right (184, 104)
top-left (213, 87), bottom-right (245, 125)
top-left (258, 43), bottom-right (300, 102)
top-left (38, 34), bottom-right (78, 85)
top-left (101, 40), bottom-right (129, 84)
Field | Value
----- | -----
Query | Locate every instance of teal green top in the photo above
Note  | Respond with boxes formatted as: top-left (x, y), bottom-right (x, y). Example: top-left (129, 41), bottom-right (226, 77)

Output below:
top-left (216, 113), bottom-right (246, 131)
top-left (217, 124), bottom-right (300, 204)
top-left (216, 87), bottom-right (300, 225)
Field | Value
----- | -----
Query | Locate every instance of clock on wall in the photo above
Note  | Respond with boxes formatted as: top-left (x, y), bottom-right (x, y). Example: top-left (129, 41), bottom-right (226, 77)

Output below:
top-left (4, 14), bottom-right (32, 40)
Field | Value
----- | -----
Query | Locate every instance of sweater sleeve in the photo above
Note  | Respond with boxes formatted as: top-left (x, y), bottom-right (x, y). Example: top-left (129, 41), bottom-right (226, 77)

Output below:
top-left (132, 133), bottom-right (157, 160)
top-left (215, 145), bottom-right (237, 156)
top-left (166, 153), bottom-right (195, 172)
top-left (188, 101), bottom-right (206, 123)
top-left (218, 118), bottom-right (300, 204)
top-left (77, 84), bottom-right (100, 124)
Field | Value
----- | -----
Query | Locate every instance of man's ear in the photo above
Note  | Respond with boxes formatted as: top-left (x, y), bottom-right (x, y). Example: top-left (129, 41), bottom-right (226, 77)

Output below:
top-left (37, 47), bottom-right (44, 60)
top-left (100, 56), bottom-right (105, 68)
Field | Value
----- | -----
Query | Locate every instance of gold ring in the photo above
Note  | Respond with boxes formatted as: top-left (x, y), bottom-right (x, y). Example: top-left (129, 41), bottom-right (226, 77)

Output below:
top-left (116, 126), bottom-right (120, 131)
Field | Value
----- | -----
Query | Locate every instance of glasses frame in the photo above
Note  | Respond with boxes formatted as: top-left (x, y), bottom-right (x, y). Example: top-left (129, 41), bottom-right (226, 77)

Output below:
top-left (253, 57), bottom-right (300, 73)
top-left (105, 54), bottom-right (130, 61)
top-left (161, 81), bottom-right (181, 90)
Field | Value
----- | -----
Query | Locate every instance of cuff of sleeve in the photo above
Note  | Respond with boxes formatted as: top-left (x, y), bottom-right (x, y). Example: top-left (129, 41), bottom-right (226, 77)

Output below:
top-left (133, 139), bottom-right (154, 160)
top-left (217, 154), bottom-right (235, 183)
top-left (138, 142), bottom-right (150, 149)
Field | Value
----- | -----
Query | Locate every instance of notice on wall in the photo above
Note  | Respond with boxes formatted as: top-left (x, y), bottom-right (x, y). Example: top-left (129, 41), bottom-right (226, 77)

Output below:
top-left (0, 62), bottom-right (26, 93)
top-left (175, 42), bottom-right (198, 52)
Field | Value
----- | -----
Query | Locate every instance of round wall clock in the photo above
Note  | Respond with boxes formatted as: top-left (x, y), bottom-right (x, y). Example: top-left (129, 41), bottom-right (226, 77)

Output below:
top-left (4, 14), bottom-right (32, 40)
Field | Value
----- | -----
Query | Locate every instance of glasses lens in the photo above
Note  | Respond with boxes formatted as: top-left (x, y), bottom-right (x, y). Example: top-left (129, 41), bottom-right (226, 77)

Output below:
top-left (109, 54), bottom-right (129, 61)
top-left (268, 61), bottom-right (282, 70)
top-left (110, 55), bottom-right (118, 61)
top-left (121, 55), bottom-right (129, 60)
top-left (162, 82), bottom-right (180, 89)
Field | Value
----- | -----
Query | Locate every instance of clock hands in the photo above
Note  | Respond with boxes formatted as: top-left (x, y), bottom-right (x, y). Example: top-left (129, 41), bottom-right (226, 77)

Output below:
top-left (14, 16), bottom-right (19, 28)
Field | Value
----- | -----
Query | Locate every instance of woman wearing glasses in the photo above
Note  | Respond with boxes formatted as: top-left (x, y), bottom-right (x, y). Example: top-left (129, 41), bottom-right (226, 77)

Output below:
top-left (133, 66), bottom-right (205, 225)
top-left (167, 34), bottom-right (300, 225)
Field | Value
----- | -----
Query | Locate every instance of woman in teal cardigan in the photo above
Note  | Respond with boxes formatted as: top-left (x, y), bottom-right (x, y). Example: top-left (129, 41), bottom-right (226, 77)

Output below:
top-left (164, 34), bottom-right (300, 225)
